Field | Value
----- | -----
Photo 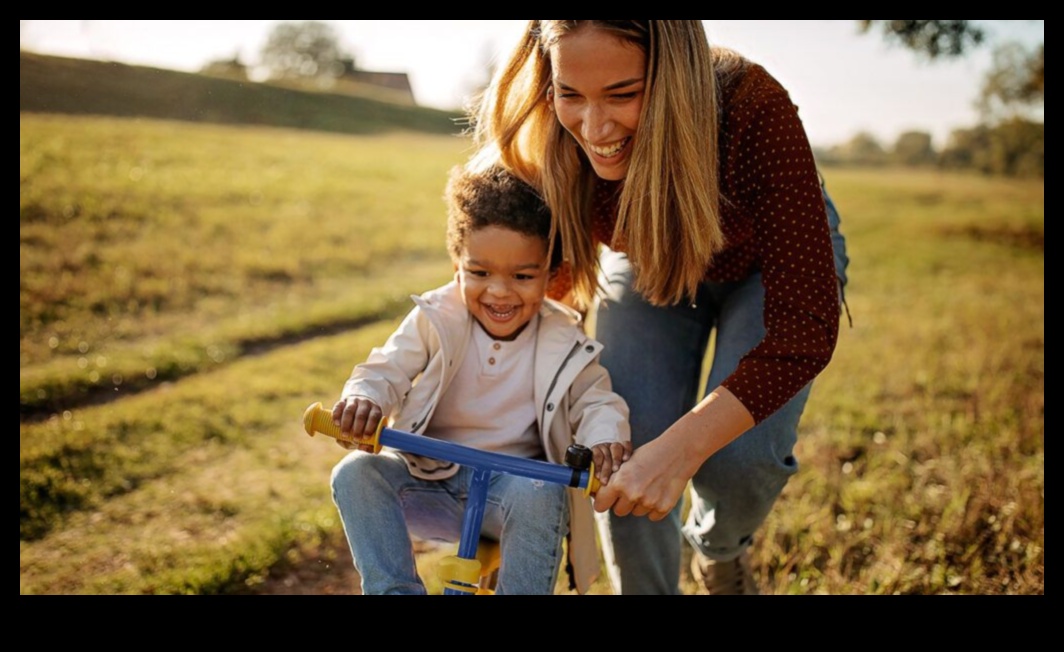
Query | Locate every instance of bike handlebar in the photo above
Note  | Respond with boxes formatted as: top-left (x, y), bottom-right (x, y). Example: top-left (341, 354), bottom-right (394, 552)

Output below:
top-left (303, 402), bottom-right (600, 497)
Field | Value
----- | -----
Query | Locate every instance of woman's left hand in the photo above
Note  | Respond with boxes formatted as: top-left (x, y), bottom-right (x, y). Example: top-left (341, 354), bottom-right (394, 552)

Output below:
top-left (592, 387), bottom-right (756, 521)
top-left (592, 434), bottom-right (695, 521)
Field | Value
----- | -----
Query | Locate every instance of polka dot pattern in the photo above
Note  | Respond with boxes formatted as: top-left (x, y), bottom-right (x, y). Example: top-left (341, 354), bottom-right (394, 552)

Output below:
top-left (572, 63), bottom-right (840, 424)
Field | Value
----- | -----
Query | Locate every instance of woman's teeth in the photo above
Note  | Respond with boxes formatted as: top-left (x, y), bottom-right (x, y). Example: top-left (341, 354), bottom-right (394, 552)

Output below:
top-left (589, 137), bottom-right (630, 158)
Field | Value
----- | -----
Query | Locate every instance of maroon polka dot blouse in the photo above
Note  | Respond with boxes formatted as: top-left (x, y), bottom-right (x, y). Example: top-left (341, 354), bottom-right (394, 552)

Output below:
top-left (551, 62), bottom-right (841, 424)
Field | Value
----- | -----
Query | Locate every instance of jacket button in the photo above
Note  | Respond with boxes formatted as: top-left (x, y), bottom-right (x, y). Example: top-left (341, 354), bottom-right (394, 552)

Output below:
top-left (546, 403), bottom-right (555, 412)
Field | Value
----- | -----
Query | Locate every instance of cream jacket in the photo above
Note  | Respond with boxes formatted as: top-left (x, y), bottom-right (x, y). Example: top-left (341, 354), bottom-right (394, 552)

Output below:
top-left (342, 280), bottom-right (630, 594)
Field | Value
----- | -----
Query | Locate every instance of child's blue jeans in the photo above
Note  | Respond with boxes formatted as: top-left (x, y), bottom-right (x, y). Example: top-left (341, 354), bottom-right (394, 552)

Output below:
top-left (331, 450), bottom-right (569, 595)
top-left (593, 187), bottom-right (849, 594)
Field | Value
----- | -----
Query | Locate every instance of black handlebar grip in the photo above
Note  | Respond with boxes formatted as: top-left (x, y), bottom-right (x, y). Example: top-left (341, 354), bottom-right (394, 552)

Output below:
top-left (564, 444), bottom-right (593, 471)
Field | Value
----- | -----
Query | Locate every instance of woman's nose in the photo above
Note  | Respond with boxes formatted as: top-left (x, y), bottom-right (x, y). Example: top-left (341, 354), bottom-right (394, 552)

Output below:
top-left (582, 104), bottom-right (613, 141)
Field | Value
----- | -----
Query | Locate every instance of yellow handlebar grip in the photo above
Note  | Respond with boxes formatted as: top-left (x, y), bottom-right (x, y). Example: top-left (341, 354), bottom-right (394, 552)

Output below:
top-left (585, 463), bottom-right (600, 498)
top-left (303, 402), bottom-right (342, 438)
top-left (303, 402), bottom-right (384, 454)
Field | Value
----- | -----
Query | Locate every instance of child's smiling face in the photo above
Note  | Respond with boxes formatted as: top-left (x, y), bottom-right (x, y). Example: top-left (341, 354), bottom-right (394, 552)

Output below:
top-left (456, 225), bottom-right (551, 341)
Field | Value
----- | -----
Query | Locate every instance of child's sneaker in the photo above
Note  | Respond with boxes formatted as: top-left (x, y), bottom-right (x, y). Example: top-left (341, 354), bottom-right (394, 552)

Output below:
top-left (690, 550), bottom-right (760, 595)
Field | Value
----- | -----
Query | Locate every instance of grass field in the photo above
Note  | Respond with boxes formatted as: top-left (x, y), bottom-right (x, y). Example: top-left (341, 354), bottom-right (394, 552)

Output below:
top-left (20, 112), bottom-right (1043, 595)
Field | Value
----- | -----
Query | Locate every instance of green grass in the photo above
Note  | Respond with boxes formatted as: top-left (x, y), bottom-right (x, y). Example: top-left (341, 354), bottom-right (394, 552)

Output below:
top-left (19, 112), bottom-right (1043, 594)
top-left (20, 320), bottom-right (403, 594)
top-left (750, 168), bottom-right (1044, 595)
top-left (21, 113), bottom-right (467, 419)
top-left (20, 112), bottom-right (465, 543)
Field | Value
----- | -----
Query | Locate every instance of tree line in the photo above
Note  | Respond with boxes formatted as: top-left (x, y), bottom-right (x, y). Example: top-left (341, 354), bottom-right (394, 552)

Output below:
top-left (200, 21), bottom-right (1043, 178)
top-left (816, 119), bottom-right (1043, 178)
top-left (821, 21), bottom-right (1043, 178)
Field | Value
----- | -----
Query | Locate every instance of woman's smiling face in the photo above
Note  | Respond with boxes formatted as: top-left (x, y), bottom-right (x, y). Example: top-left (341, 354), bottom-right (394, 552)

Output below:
top-left (549, 27), bottom-right (647, 181)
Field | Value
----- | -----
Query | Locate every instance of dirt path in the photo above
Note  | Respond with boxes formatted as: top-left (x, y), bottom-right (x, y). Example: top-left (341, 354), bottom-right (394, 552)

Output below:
top-left (248, 540), bottom-right (449, 595)
top-left (249, 540), bottom-right (362, 595)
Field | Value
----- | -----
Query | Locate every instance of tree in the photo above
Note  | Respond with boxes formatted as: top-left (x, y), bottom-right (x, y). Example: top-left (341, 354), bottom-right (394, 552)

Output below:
top-left (857, 21), bottom-right (1043, 178)
top-left (259, 21), bottom-right (349, 81)
top-left (892, 131), bottom-right (936, 167)
top-left (830, 132), bottom-right (888, 167)
top-left (858, 20), bottom-right (985, 59)
top-left (859, 21), bottom-right (1042, 103)
top-left (940, 126), bottom-right (986, 171)
top-left (1031, 43), bottom-right (1044, 94)
top-left (941, 120), bottom-right (1043, 178)
top-left (979, 42), bottom-right (1044, 121)
top-left (991, 118), bottom-right (1044, 178)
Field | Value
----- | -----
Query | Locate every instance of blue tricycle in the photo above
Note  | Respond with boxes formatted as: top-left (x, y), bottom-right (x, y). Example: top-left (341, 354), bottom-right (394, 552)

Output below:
top-left (303, 402), bottom-right (600, 595)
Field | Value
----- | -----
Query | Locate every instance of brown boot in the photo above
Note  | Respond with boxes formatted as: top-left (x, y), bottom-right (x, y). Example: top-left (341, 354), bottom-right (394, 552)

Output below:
top-left (690, 550), bottom-right (760, 595)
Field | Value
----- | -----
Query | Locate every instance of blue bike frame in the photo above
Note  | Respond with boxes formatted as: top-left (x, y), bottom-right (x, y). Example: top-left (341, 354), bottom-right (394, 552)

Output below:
top-left (303, 402), bottom-right (598, 595)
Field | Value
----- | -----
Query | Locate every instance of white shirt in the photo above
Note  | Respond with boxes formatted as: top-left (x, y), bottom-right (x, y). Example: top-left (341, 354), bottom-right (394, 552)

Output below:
top-left (424, 315), bottom-right (543, 459)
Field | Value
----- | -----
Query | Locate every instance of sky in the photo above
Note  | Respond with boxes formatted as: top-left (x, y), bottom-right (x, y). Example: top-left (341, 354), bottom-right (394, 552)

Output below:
top-left (19, 20), bottom-right (1044, 149)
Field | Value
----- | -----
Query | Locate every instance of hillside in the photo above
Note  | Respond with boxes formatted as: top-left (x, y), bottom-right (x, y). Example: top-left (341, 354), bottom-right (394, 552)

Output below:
top-left (20, 114), bottom-right (1043, 595)
top-left (19, 50), bottom-right (465, 136)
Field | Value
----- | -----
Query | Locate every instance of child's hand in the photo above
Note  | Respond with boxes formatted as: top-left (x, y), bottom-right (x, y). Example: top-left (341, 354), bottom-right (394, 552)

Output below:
top-left (591, 441), bottom-right (633, 486)
top-left (332, 397), bottom-right (383, 453)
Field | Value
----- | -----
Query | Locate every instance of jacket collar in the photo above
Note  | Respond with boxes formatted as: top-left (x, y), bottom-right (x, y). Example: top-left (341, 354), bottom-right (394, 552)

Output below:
top-left (412, 280), bottom-right (584, 344)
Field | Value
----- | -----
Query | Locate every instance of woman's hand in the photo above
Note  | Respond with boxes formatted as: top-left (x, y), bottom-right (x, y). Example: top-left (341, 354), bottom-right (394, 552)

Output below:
top-left (592, 434), bottom-right (695, 521)
top-left (593, 387), bottom-right (756, 521)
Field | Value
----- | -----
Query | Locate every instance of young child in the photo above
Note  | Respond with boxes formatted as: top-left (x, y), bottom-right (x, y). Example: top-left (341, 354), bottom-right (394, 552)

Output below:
top-left (329, 164), bottom-right (631, 595)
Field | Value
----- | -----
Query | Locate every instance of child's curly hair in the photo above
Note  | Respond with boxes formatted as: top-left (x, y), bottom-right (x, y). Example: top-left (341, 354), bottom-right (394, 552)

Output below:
top-left (445, 164), bottom-right (562, 271)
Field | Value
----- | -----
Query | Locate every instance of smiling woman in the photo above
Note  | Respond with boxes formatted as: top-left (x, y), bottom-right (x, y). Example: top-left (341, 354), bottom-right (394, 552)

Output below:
top-left (548, 28), bottom-right (646, 181)
top-left (469, 20), bottom-right (850, 595)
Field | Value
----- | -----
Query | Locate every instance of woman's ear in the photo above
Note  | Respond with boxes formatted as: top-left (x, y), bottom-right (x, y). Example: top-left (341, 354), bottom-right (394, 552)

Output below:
top-left (545, 85), bottom-right (555, 109)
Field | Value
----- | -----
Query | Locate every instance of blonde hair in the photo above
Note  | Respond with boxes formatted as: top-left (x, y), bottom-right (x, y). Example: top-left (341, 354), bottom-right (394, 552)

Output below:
top-left (470, 20), bottom-right (734, 308)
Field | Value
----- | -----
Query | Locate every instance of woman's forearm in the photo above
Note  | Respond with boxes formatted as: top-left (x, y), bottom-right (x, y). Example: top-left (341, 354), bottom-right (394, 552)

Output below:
top-left (677, 386), bottom-right (756, 465)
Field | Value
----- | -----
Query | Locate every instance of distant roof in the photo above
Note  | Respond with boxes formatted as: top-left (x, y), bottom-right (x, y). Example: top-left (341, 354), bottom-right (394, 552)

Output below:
top-left (341, 70), bottom-right (416, 105)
